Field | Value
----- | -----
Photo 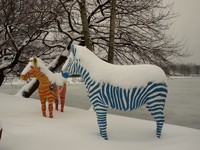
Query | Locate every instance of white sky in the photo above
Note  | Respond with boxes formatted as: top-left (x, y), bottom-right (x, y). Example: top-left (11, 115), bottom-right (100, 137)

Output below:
top-left (166, 0), bottom-right (200, 64)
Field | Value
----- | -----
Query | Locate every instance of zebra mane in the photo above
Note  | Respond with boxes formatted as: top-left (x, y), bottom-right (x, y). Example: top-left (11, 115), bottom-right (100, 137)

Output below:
top-left (36, 58), bottom-right (63, 85)
top-left (22, 57), bottom-right (57, 84)
top-left (34, 58), bottom-right (54, 76)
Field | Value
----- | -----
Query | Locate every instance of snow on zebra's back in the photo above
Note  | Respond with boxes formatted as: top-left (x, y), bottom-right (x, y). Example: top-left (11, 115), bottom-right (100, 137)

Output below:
top-left (73, 45), bottom-right (167, 89)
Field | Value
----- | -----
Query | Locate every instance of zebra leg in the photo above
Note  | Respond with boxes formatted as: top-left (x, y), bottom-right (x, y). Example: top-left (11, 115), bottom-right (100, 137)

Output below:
top-left (95, 108), bottom-right (108, 140)
top-left (60, 90), bottom-right (65, 112)
top-left (40, 98), bottom-right (47, 117)
top-left (60, 97), bottom-right (65, 112)
top-left (60, 84), bottom-right (66, 112)
top-left (48, 99), bottom-right (54, 118)
top-left (146, 99), bottom-right (166, 138)
top-left (55, 98), bottom-right (59, 111)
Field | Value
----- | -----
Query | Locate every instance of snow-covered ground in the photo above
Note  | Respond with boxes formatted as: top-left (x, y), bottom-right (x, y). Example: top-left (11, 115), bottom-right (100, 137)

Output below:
top-left (0, 93), bottom-right (200, 150)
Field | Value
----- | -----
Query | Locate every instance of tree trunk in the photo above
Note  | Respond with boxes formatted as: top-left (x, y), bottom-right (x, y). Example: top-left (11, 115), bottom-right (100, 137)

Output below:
top-left (0, 71), bottom-right (5, 86)
top-left (108, 0), bottom-right (117, 64)
top-left (77, 0), bottom-right (93, 51)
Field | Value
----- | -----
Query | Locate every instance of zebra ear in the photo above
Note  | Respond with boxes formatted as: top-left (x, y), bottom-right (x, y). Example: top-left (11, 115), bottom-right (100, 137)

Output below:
top-left (71, 44), bottom-right (76, 57)
top-left (33, 57), bottom-right (37, 66)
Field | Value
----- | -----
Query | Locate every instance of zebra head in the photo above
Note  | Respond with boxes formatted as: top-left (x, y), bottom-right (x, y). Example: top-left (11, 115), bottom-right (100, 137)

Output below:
top-left (61, 45), bottom-right (80, 78)
top-left (20, 57), bottom-right (41, 81)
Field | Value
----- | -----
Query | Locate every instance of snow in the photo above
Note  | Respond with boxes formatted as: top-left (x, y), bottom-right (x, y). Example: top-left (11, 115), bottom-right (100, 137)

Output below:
top-left (47, 56), bottom-right (59, 68)
top-left (63, 45), bottom-right (167, 88)
top-left (21, 57), bottom-right (65, 86)
top-left (62, 47), bottom-right (69, 57)
top-left (0, 93), bottom-right (200, 150)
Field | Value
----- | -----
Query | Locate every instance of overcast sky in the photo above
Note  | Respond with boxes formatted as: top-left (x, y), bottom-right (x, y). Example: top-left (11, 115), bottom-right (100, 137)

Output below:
top-left (166, 0), bottom-right (200, 64)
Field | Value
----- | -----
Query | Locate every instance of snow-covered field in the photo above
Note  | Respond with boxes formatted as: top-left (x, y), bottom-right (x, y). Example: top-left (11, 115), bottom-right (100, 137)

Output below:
top-left (0, 93), bottom-right (200, 150)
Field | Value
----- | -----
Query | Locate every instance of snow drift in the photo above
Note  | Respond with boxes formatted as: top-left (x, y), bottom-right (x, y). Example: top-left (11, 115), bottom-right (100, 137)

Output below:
top-left (0, 93), bottom-right (200, 150)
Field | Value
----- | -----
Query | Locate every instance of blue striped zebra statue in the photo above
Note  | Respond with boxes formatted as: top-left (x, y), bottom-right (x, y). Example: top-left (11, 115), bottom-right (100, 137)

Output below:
top-left (61, 44), bottom-right (168, 140)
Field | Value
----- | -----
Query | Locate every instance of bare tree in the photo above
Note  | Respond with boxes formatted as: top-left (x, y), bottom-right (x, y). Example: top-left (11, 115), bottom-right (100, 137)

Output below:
top-left (108, 0), bottom-right (117, 63)
top-left (77, 0), bottom-right (93, 50)
top-left (55, 0), bottom-right (185, 68)
top-left (169, 63), bottom-right (200, 76)
top-left (0, 0), bottom-right (67, 86)
top-left (113, 0), bottom-right (185, 65)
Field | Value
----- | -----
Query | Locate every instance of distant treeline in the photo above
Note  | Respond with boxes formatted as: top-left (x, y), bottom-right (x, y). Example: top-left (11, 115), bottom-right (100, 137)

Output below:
top-left (169, 63), bottom-right (200, 76)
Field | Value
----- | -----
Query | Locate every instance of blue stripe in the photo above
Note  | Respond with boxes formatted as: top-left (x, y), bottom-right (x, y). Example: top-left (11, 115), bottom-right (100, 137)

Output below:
top-left (123, 89), bottom-right (130, 111)
top-left (112, 86), bottom-right (119, 110)
top-left (147, 99), bottom-right (166, 105)
top-left (130, 88), bottom-right (137, 110)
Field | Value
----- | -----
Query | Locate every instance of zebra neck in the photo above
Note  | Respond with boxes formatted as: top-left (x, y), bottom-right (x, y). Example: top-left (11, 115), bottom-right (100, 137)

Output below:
top-left (35, 71), bottom-right (51, 86)
top-left (78, 64), bottom-right (95, 89)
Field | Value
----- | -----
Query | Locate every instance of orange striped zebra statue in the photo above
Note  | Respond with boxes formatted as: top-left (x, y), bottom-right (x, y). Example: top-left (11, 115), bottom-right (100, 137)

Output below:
top-left (20, 57), bottom-right (67, 118)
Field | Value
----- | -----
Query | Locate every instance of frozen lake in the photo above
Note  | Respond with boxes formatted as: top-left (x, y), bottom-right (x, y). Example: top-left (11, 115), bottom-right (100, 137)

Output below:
top-left (0, 77), bottom-right (200, 130)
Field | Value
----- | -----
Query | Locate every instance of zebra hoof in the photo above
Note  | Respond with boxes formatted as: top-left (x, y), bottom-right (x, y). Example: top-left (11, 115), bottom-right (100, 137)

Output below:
top-left (156, 134), bottom-right (161, 138)
top-left (100, 135), bottom-right (108, 140)
top-left (101, 137), bottom-right (108, 140)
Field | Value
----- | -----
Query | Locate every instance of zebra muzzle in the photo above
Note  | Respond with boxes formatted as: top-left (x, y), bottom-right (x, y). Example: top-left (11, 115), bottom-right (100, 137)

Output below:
top-left (20, 74), bottom-right (30, 81)
top-left (61, 70), bottom-right (70, 78)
